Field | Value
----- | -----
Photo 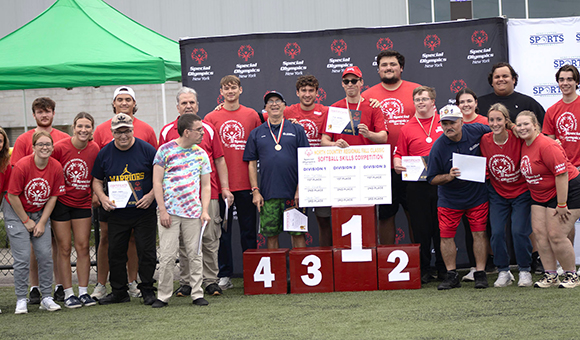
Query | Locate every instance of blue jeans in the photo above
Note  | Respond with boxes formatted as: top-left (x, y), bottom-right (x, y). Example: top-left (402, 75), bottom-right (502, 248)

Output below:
top-left (218, 190), bottom-right (257, 277)
top-left (487, 182), bottom-right (533, 272)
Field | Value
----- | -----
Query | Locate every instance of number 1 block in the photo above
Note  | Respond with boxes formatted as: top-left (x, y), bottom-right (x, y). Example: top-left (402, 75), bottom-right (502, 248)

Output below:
top-left (243, 249), bottom-right (289, 295)
top-left (377, 245), bottom-right (421, 290)
top-left (332, 206), bottom-right (377, 248)
top-left (333, 248), bottom-right (378, 292)
top-left (289, 247), bottom-right (334, 294)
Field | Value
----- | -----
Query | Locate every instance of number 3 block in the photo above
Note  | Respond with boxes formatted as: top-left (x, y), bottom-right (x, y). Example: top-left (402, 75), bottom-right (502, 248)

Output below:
top-left (377, 245), bottom-right (421, 290)
top-left (243, 249), bottom-right (289, 295)
top-left (289, 247), bottom-right (334, 294)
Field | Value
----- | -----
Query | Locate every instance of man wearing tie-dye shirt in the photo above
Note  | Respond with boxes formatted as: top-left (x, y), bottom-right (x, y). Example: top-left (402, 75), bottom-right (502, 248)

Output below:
top-left (152, 114), bottom-right (212, 308)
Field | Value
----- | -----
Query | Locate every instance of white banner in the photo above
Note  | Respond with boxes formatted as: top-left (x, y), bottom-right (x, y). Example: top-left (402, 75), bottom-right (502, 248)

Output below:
top-left (298, 145), bottom-right (391, 207)
top-left (508, 16), bottom-right (580, 111)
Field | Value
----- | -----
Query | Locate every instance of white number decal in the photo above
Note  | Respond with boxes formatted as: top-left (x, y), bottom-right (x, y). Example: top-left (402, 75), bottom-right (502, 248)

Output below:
top-left (253, 257), bottom-right (275, 288)
top-left (301, 255), bottom-right (322, 286)
top-left (341, 215), bottom-right (372, 262)
top-left (387, 250), bottom-right (410, 282)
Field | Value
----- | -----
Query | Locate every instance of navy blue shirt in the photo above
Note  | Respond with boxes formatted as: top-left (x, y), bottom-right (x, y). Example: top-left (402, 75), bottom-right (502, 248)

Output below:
top-left (92, 138), bottom-right (157, 218)
top-left (427, 123), bottom-right (491, 210)
top-left (243, 120), bottom-right (310, 200)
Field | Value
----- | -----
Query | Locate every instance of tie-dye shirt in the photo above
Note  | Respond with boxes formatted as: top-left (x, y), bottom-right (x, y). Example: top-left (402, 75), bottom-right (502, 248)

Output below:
top-left (153, 140), bottom-right (211, 219)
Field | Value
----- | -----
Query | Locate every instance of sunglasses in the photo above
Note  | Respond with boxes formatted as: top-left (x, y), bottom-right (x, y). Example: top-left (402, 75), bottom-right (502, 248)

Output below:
top-left (342, 79), bottom-right (360, 85)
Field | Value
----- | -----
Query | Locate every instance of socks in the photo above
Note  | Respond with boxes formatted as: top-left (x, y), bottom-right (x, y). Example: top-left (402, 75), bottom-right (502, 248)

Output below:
top-left (64, 287), bottom-right (74, 299)
top-left (79, 286), bottom-right (88, 296)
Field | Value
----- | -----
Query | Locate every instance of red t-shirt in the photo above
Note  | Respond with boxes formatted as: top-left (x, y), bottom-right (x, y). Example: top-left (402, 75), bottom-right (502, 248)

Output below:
top-left (51, 138), bottom-right (100, 209)
top-left (464, 115), bottom-right (489, 125)
top-left (93, 116), bottom-right (158, 150)
top-left (324, 98), bottom-right (387, 146)
top-left (480, 131), bottom-right (528, 199)
top-left (543, 96), bottom-right (580, 166)
top-left (11, 128), bottom-right (70, 166)
top-left (520, 133), bottom-right (579, 202)
top-left (362, 80), bottom-right (420, 158)
top-left (0, 165), bottom-right (12, 195)
top-left (204, 105), bottom-right (263, 192)
top-left (284, 103), bottom-right (329, 147)
top-left (7, 155), bottom-right (66, 212)
top-left (394, 114), bottom-right (444, 158)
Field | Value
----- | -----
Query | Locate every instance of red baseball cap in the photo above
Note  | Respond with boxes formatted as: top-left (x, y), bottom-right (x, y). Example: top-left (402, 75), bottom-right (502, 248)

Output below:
top-left (342, 66), bottom-right (362, 78)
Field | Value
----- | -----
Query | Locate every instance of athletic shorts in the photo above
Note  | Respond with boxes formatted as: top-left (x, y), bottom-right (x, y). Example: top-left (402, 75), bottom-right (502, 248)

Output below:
top-left (50, 200), bottom-right (92, 221)
top-left (532, 175), bottom-right (580, 209)
top-left (438, 202), bottom-right (489, 238)
top-left (314, 206), bottom-right (331, 218)
top-left (98, 205), bottom-right (110, 223)
top-left (377, 169), bottom-right (408, 220)
top-left (260, 198), bottom-right (305, 237)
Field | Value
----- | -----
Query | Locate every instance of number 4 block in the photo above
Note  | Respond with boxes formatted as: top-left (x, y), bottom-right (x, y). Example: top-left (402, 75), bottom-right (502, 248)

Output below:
top-left (377, 245), bottom-right (421, 290)
top-left (289, 247), bottom-right (334, 294)
top-left (243, 249), bottom-right (289, 295)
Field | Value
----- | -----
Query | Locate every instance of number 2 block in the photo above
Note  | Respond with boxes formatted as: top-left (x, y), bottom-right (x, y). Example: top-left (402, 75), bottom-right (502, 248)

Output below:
top-left (243, 249), bottom-right (289, 295)
top-left (377, 245), bottom-right (421, 290)
top-left (289, 247), bottom-right (334, 294)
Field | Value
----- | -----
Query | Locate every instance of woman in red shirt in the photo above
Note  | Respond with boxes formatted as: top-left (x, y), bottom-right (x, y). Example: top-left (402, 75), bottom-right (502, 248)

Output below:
top-left (51, 112), bottom-right (100, 308)
top-left (480, 103), bottom-right (533, 288)
top-left (5, 131), bottom-right (65, 314)
top-left (456, 88), bottom-right (488, 125)
top-left (516, 110), bottom-right (580, 289)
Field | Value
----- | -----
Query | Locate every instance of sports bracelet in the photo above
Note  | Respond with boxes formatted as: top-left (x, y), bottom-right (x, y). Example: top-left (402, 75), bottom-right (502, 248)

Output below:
top-left (221, 187), bottom-right (230, 191)
top-left (557, 202), bottom-right (567, 208)
top-left (251, 187), bottom-right (259, 192)
top-left (22, 216), bottom-right (30, 224)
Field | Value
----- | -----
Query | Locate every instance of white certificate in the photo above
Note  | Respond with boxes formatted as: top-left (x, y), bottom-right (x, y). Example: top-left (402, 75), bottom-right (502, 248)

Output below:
top-left (401, 156), bottom-right (426, 181)
top-left (325, 106), bottom-right (351, 134)
top-left (283, 208), bottom-right (308, 232)
top-left (452, 153), bottom-right (486, 183)
top-left (107, 181), bottom-right (134, 209)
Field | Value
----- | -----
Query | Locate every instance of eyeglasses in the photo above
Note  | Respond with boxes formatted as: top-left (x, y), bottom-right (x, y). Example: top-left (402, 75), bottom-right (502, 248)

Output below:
top-left (342, 79), bottom-right (360, 85)
top-left (413, 97), bottom-right (432, 103)
top-left (267, 99), bottom-right (283, 105)
top-left (112, 129), bottom-right (133, 136)
top-left (34, 143), bottom-right (53, 148)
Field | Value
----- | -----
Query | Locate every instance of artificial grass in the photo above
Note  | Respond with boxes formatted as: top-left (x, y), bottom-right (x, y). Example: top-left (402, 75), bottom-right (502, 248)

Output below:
top-left (0, 272), bottom-right (579, 339)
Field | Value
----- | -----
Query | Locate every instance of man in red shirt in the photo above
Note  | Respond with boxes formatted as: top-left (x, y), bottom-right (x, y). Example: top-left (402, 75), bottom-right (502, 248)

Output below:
top-left (158, 86), bottom-right (234, 296)
top-left (363, 50), bottom-right (420, 246)
top-left (11, 97), bottom-right (70, 304)
top-left (204, 75), bottom-right (262, 290)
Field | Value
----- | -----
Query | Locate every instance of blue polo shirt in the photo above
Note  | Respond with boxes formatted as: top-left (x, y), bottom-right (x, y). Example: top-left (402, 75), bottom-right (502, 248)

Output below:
top-left (427, 123), bottom-right (491, 210)
top-left (243, 120), bottom-right (310, 200)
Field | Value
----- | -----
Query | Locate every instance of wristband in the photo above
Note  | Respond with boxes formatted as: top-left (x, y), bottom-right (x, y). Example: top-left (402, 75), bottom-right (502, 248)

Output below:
top-left (251, 187), bottom-right (260, 192)
top-left (22, 216), bottom-right (30, 224)
top-left (221, 187), bottom-right (230, 191)
top-left (558, 202), bottom-right (567, 208)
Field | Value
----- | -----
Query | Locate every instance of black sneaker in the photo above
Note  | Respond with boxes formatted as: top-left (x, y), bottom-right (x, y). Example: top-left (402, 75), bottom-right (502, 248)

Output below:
top-left (151, 299), bottom-right (168, 308)
top-left (141, 289), bottom-right (156, 305)
top-left (205, 283), bottom-right (223, 296)
top-left (421, 272), bottom-right (433, 284)
top-left (474, 270), bottom-right (489, 289)
top-left (54, 286), bottom-right (65, 302)
top-left (98, 293), bottom-right (130, 305)
top-left (174, 285), bottom-right (192, 297)
top-left (192, 297), bottom-right (209, 306)
top-left (531, 252), bottom-right (545, 274)
top-left (437, 271), bottom-right (461, 290)
top-left (29, 287), bottom-right (41, 305)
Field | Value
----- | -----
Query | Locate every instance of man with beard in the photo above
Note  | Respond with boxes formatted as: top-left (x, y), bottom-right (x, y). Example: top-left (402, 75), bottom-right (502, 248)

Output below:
top-left (363, 50), bottom-right (420, 246)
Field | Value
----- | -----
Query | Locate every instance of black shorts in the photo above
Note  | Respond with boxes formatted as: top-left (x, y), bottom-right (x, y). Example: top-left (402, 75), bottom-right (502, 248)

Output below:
top-left (532, 175), bottom-right (580, 209)
top-left (98, 205), bottom-right (111, 223)
top-left (50, 200), bottom-right (92, 221)
top-left (377, 169), bottom-right (408, 220)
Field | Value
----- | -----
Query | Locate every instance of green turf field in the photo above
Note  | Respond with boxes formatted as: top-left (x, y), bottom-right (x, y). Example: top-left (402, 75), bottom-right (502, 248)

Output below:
top-left (0, 272), bottom-right (579, 339)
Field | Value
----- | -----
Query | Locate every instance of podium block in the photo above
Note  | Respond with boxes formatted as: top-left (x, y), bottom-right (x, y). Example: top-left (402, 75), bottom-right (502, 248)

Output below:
top-left (333, 248), bottom-right (377, 292)
top-left (243, 249), bottom-right (289, 295)
top-left (332, 206), bottom-right (377, 248)
top-left (377, 245), bottom-right (421, 290)
top-left (289, 247), bottom-right (334, 294)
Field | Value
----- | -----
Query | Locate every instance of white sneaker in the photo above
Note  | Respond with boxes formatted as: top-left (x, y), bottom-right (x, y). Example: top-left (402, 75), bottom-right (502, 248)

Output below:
top-left (518, 271), bottom-right (533, 287)
top-left (91, 283), bottom-right (107, 300)
top-left (494, 271), bottom-right (514, 287)
top-left (15, 299), bottom-right (28, 314)
top-left (557, 264), bottom-right (564, 276)
top-left (462, 267), bottom-right (476, 282)
top-left (128, 281), bottom-right (142, 298)
top-left (39, 297), bottom-right (61, 312)
top-left (218, 277), bottom-right (234, 290)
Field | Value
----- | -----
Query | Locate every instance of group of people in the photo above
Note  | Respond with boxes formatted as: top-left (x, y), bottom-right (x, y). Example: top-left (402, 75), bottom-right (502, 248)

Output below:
top-left (1, 48), bottom-right (580, 314)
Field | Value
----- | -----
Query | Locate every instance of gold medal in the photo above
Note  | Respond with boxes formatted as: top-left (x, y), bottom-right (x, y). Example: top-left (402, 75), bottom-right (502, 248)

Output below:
top-left (275, 144), bottom-right (282, 151)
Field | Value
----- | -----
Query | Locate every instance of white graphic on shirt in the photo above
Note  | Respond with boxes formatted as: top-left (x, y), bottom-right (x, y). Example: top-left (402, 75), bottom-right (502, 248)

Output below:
top-left (556, 112), bottom-right (580, 142)
top-left (489, 154), bottom-right (519, 183)
top-left (63, 158), bottom-right (90, 190)
top-left (219, 120), bottom-right (246, 150)
top-left (298, 119), bottom-right (319, 144)
top-left (520, 155), bottom-right (541, 185)
top-left (380, 98), bottom-right (409, 126)
top-left (24, 178), bottom-right (51, 207)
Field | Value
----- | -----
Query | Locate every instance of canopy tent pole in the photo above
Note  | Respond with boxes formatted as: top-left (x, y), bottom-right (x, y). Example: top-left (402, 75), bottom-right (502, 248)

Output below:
top-left (161, 83), bottom-right (167, 126)
top-left (22, 90), bottom-right (28, 132)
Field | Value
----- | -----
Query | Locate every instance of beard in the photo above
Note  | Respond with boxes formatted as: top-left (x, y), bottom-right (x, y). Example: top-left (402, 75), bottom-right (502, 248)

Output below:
top-left (381, 76), bottom-right (400, 85)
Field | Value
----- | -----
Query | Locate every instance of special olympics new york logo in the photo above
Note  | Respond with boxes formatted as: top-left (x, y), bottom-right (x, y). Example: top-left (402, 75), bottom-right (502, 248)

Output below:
top-left (376, 38), bottom-right (393, 51)
top-left (316, 88), bottom-right (327, 104)
top-left (489, 154), bottom-right (515, 180)
top-left (304, 148), bottom-right (314, 157)
top-left (380, 98), bottom-right (404, 121)
top-left (450, 80), bottom-right (467, 94)
top-left (284, 42), bottom-right (301, 59)
top-left (191, 48), bottom-right (208, 65)
top-left (424, 34), bottom-right (441, 51)
top-left (471, 30), bottom-right (488, 47)
top-left (238, 45), bottom-right (254, 61)
top-left (331, 39), bottom-right (347, 56)
top-left (557, 112), bottom-right (577, 135)
top-left (24, 178), bottom-right (50, 207)
top-left (299, 119), bottom-right (318, 140)
top-left (63, 158), bottom-right (88, 186)
top-left (520, 156), bottom-right (532, 178)
top-left (220, 120), bottom-right (245, 147)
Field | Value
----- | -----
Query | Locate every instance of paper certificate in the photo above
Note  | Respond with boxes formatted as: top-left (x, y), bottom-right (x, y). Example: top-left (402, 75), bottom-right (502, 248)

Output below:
top-left (401, 156), bottom-right (428, 181)
top-left (452, 153), bottom-right (486, 183)
top-left (325, 107), bottom-right (351, 134)
top-left (107, 181), bottom-right (135, 209)
top-left (283, 208), bottom-right (308, 232)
